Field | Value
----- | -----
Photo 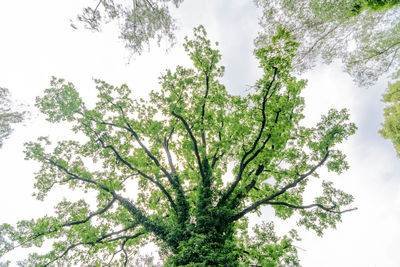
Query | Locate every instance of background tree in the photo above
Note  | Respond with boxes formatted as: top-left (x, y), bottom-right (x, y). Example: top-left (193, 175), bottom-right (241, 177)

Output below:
top-left (380, 80), bottom-right (400, 156)
top-left (255, 0), bottom-right (400, 86)
top-left (74, 0), bottom-right (400, 85)
top-left (0, 27), bottom-right (356, 266)
top-left (73, 0), bottom-right (184, 54)
top-left (0, 87), bottom-right (26, 149)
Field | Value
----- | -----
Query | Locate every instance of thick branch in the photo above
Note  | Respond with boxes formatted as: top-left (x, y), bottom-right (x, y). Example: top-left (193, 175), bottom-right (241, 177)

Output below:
top-left (44, 242), bottom-right (81, 266)
top-left (86, 105), bottom-right (184, 201)
top-left (111, 193), bottom-right (167, 239)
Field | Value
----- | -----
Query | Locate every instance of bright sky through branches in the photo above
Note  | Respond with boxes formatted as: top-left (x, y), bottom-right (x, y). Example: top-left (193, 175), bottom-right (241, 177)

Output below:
top-left (0, 0), bottom-right (399, 266)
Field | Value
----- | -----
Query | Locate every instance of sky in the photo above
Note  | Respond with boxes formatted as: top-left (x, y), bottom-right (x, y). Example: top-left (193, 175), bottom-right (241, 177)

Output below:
top-left (0, 0), bottom-right (400, 266)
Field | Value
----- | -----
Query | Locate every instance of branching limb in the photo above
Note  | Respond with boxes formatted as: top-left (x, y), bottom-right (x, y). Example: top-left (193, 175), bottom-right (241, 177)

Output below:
top-left (171, 111), bottom-right (205, 180)
top-left (161, 127), bottom-right (190, 223)
top-left (218, 67), bottom-right (279, 207)
top-left (46, 157), bottom-right (111, 193)
top-left (44, 157), bottom-right (167, 240)
top-left (211, 151), bottom-right (225, 169)
top-left (229, 149), bottom-right (330, 221)
top-left (81, 120), bottom-right (178, 211)
top-left (211, 119), bottom-right (226, 169)
top-left (350, 41), bottom-right (400, 64)
top-left (44, 225), bottom-right (144, 266)
top-left (122, 238), bottom-right (129, 267)
top-left (95, 133), bottom-right (177, 212)
top-left (13, 198), bottom-right (116, 251)
top-left (116, 106), bottom-right (179, 190)
top-left (200, 55), bottom-right (215, 151)
top-left (163, 127), bottom-right (177, 177)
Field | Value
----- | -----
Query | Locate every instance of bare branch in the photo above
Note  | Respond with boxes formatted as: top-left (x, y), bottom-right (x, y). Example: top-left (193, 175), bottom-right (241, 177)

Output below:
top-left (9, 198), bottom-right (116, 253)
top-left (264, 201), bottom-right (357, 214)
top-left (93, 0), bottom-right (104, 15)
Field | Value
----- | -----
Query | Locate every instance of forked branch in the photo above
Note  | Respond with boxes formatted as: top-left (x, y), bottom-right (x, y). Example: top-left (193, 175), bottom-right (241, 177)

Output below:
top-left (218, 68), bottom-right (278, 206)
top-left (171, 111), bottom-right (205, 180)
top-left (229, 149), bottom-right (330, 221)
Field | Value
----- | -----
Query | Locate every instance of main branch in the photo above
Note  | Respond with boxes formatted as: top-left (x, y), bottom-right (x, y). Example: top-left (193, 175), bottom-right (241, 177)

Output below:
top-left (218, 67), bottom-right (278, 206)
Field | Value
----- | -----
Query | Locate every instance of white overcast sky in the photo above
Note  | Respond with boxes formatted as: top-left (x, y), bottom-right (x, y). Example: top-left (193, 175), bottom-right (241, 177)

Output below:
top-left (1, 0), bottom-right (400, 266)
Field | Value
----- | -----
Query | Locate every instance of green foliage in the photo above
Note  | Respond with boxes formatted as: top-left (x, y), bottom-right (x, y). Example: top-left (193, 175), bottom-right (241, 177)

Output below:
top-left (239, 222), bottom-right (300, 266)
top-left (0, 87), bottom-right (26, 148)
top-left (73, 0), bottom-right (184, 54)
top-left (361, 0), bottom-right (400, 11)
top-left (0, 26), bottom-right (356, 266)
top-left (380, 80), bottom-right (400, 156)
top-left (255, 0), bottom-right (400, 86)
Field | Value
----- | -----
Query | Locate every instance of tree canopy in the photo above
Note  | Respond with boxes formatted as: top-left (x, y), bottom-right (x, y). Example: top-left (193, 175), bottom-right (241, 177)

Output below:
top-left (255, 0), bottom-right (400, 86)
top-left (74, 0), bottom-right (400, 86)
top-left (380, 80), bottom-right (400, 156)
top-left (0, 87), bottom-right (25, 149)
top-left (0, 27), bottom-right (356, 266)
top-left (73, 0), bottom-right (184, 54)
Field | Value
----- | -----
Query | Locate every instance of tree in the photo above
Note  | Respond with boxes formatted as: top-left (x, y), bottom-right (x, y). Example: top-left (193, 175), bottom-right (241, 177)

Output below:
top-left (0, 87), bottom-right (26, 149)
top-left (0, 26), bottom-right (356, 266)
top-left (255, 0), bottom-right (400, 86)
top-left (73, 0), bottom-right (184, 54)
top-left (380, 80), bottom-right (400, 156)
